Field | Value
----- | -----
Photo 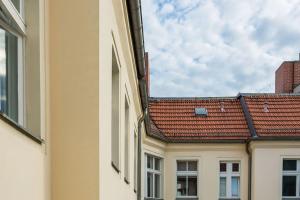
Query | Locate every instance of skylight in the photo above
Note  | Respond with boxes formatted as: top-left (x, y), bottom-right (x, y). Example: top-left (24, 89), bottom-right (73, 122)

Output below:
top-left (195, 107), bottom-right (208, 117)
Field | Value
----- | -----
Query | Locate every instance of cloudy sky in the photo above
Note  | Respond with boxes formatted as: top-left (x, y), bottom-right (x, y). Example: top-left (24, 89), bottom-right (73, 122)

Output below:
top-left (141, 0), bottom-right (300, 97)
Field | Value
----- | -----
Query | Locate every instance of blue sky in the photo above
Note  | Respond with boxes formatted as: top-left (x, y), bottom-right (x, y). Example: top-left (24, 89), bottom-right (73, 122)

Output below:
top-left (141, 0), bottom-right (300, 97)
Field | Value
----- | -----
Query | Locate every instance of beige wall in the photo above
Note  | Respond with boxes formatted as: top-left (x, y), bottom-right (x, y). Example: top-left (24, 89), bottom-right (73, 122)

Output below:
top-left (0, 120), bottom-right (45, 200)
top-left (49, 0), bottom-right (99, 199)
top-left (251, 141), bottom-right (300, 200)
top-left (143, 137), bottom-right (249, 200)
top-left (100, 0), bottom-right (143, 200)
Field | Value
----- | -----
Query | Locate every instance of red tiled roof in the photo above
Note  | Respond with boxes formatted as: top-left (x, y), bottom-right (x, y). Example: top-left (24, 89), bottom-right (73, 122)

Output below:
top-left (148, 94), bottom-right (300, 142)
top-left (244, 94), bottom-right (300, 137)
top-left (149, 97), bottom-right (250, 142)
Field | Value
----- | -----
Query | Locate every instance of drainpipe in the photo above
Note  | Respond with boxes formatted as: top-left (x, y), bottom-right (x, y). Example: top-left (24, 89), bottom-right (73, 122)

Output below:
top-left (246, 140), bottom-right (252, 200)
top-left (137, 109), bottom-right (146, 200)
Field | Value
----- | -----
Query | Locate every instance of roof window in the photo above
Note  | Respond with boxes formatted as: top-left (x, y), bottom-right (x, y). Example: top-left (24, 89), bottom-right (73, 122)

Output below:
top-left (195, 107), bottom-right (208, 117)
top-left (263, 102), bottom-right (269, 113)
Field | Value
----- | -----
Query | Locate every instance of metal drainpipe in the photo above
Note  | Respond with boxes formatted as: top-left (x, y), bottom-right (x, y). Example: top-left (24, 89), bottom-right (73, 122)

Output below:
top-left (246, 140), bottom-right (252, 200)
top-left (137, 110), bottom-right (146, 200)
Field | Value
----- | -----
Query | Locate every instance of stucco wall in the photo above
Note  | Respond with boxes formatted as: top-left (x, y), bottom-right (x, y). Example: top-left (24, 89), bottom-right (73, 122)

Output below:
top-left (0, 120), bottom-right (45, 200)
top-left (143, 138), bottom-right (249, 200)
top-left (100, 0), bottom-right (143, 200)
top-left (251, 141), bottom-right (300, 200)
top-left (49, 0), bottom-right (99, 199)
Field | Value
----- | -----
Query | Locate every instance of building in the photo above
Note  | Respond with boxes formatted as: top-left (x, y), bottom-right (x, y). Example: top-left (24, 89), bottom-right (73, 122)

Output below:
top-left (0, 0), bottom-right (147, 200)
top-left (276, 58), bottom-right (300, 93)
top-left (143, 93), bottom-right (300, 200)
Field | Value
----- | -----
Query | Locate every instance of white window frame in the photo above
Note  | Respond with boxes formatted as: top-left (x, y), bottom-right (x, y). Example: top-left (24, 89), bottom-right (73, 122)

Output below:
top-left (219, 161), bottom-right (240, 199)
top-left (145, 154), bottom-right (162, 199)
top-left (282, 159), bottom-right (300, 198)
top-left (176, 160), bottom-right (198, 198)
top-left (0, 0), bottom-right (25, 125)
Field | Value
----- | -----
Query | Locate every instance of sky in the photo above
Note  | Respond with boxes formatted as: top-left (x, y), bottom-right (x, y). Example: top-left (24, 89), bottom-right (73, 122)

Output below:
top-left (141, 0), bottom-right (300, 97)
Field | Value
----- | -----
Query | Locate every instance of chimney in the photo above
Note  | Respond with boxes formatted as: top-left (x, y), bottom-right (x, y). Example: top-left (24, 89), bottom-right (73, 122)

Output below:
top-left (145, 52), bottom-right (150, 96)
top-left (275, 58), bottom-right (300, 93)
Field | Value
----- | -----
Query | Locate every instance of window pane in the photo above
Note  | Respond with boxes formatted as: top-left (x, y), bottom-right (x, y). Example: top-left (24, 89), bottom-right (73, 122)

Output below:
top-left (177, 161), bottom-right (187, 171)
top-left (0, 28), bottom-right (19, 122)
top-left (282, 176), bottom-right (296, 196)
top-left (188, 176), bottom-right (197, 196)
top-left (219, 177), bottom-right (226, 197)
top-left (188, 161), bottom-right (197, 171)
top-left (155, 174), bottom-right (160, 198)
top-left (147, 172), bottom-right (153, 197)
top-left (155, 158), bottom-right (160, 171)
top-left (232, 163), bottom-right (239, 172)
top-left (177, 176), bottom-right (187, 196)
top-left (283, 160), bottom-right (297, 171)
top-left (147, 156), bottom-right (153, 169)
top-left (231, 177), bottom-right (240, 197)
top-left (220, 163), bottom-right (227, 172)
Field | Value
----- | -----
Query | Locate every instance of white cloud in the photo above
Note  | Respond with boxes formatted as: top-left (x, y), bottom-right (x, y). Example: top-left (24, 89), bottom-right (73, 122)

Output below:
top-left (142, 0), bottom-right (300, 97)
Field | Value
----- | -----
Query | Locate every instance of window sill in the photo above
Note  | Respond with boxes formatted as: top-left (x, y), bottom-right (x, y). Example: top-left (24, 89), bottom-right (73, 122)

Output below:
top-left (144, 198), bottom-right (164, 200)
top-left (111, 162), bottom-right (120, 173)
top-left (176, 198), bottom-right (198, 200)
top-left (0, 112), bottom-right (42, 144)
top-left (219, 198), bottom-right (240, 200)
top-left (282, 198), bottom-right (300, 200)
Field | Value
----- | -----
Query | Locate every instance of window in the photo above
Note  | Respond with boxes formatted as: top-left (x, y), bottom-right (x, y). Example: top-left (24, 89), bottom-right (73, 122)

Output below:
top-left (176, 160), bottom-right (198, 198)
top-left (124, 97), bottom-right (130, 182)
top-left (111, 49), bottom-right (120, 171)
top-left (145, 154), bottom-right (162, 199)
top-left (219, 162), bottom-right (240, 199)
top-left (0, 0), bottom-right (26, 124)
top-left (282, 159), bottom-right (300, 198)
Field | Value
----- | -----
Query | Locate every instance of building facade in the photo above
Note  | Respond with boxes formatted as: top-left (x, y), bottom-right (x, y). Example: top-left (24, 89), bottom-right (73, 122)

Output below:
top-left (143, 94), bottom-right (300, 200)
top-left (0, 0), bottom-right (147, 200)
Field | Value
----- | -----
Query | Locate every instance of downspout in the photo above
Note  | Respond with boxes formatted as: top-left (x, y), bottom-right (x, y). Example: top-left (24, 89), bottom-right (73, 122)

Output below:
top-left (246, 141), bottom-right (252, 200)
top-left (137, 110), bottom-right (146, 200)
top-left (239, 94), bottom-right (257, 200)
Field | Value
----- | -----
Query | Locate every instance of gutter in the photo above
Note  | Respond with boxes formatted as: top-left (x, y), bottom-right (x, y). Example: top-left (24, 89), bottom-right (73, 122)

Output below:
top-left (137, 110), bottom-right (146, 200)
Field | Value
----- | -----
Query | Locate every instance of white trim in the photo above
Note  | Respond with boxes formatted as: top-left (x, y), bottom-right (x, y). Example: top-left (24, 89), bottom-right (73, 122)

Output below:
top-left (282, 159), bottom-right (300, 198)
top-left (145, 154), bottom-right (163, 199)
top-left (176, 160), bottom-right (198, 198)
top-left (219, 161), bottom-right (241, 199)
top-left (0, 0), bottom-right (26, 35)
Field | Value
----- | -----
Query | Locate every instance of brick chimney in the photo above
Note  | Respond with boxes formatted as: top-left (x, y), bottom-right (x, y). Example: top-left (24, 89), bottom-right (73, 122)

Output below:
top-left (145, 52), bottom-right (150, 96)
top-left (275, 59), bottom-right (300, 93)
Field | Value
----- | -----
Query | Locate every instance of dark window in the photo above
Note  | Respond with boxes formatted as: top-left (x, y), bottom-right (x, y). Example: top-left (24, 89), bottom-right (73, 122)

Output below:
top-left (232, 163), bottom-right (239, 172)
top-left (282, 176), bottom-right (296, 196)
top-left (283, 160), bottom-right (297, 171)
top-left (220, 163), bottom-right (227, 172)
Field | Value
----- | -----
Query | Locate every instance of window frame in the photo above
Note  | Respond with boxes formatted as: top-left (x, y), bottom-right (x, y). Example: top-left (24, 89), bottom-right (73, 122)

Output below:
top-left (282, 159), bottom-right (300, 198)
top-left (219, 161), bottom-right (241, 199)
top-left (0, 0), bottom-right (25, 125)
top-left (176, 160), bottom-right (198, 198)
top-left (145, 154), bottom-right (162, 199)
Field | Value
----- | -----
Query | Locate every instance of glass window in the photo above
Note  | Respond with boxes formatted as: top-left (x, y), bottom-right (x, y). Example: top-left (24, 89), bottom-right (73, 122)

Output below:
top-left (283, 160), bottom-right (297, 171)
top-left (176, 160), bottom-right (198, 198)
top-left (145, 154), bottom-right (162, 199)
top-left (219, 177), bottom-right (226, 197)
top-left (282, 159), bottom-right (300, 198)
top-left (111, 49), bottom-right (120, 171)
top-left (220, 163), bottom-right (227, 172)
top-left (219, 162), bottom-right (240, 198)
top-left (282, 176), bottom-right (296, 196)
top-left (11, 0), bottom-right (20, 12)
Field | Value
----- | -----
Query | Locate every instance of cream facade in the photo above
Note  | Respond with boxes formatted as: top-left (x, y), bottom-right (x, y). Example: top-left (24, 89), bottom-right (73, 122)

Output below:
top-left (143, 135), bottom-right (300, 200)
top-left (0, 0), bottom-right (145, 200)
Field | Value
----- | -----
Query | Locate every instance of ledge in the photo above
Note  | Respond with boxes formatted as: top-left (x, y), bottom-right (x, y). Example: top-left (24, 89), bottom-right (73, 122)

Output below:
top-left (0, 112), bottom-right (42, 144)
